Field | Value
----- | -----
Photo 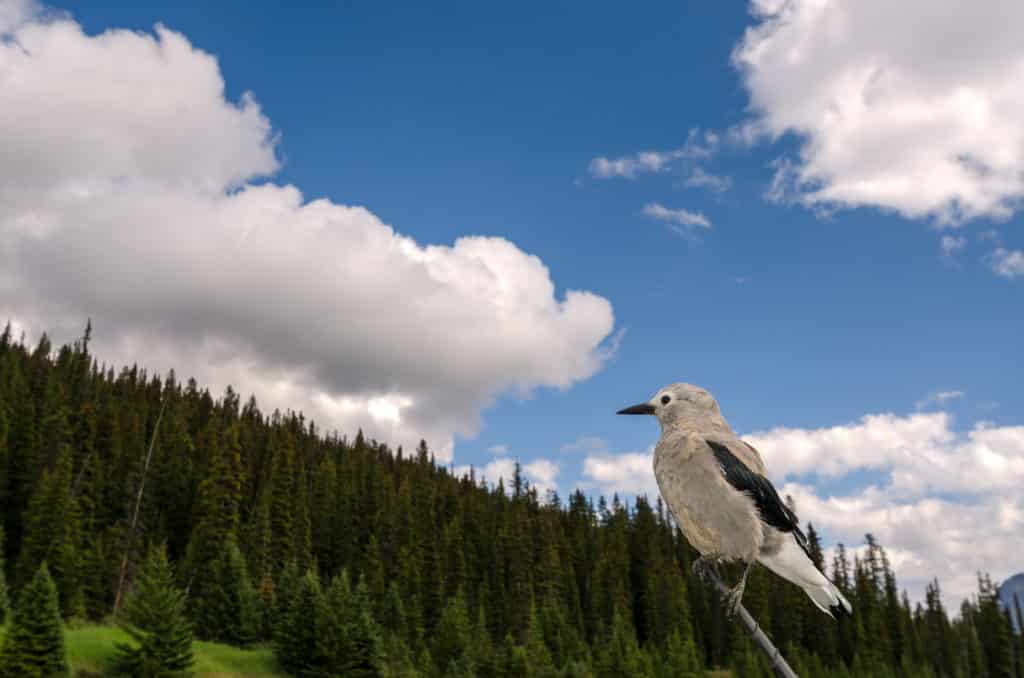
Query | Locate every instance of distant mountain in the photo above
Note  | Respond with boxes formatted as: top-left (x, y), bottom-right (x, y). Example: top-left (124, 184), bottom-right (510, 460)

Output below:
top-left (998, 573), bottom-right (1024, 633)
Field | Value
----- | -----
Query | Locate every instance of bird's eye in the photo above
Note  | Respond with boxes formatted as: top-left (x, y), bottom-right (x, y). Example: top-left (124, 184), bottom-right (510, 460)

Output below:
top-left (661, 395), bottom-right (671, 405)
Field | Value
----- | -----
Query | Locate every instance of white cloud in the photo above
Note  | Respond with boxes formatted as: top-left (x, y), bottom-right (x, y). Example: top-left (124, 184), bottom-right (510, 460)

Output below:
top-left (747, 410), bottom-right (1024, 603)
top-left (0, 6), bottom-right (616, 462)
top-left (734, 0), bottom-right (1024, 224)
top-left (588, 129), bottom-right (718, 180)
top-left (454, 457), bottom-right (560, 495)
top-left (487, 444), bottom-right (509, 455)
top-left (788, 483), bottom-right (1022, 607)
top-left (641, 203), bottom-right (712, 230)
top-left (683, 167), bottom-right (732, 193)
top-left (987, 248), bottom-right (1024, 278)
top-left (940, 235), bottom-right (967, 261)
top-left (915, 390), bottom-right (965, 411)
top-left (581, 451), bottom-right (657, 497)
top-left (0, 0), bottom-right (36, 32)
top-left (524, 458), bottom-right (560, 496)
top-left (454, 458), bottom-right (515, 488)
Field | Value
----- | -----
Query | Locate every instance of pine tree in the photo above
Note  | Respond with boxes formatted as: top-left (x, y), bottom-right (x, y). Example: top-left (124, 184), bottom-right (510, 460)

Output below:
top-left (0, 526), bottom-right (9, 624)
top-left (467, 603), bottom-right (497, 676)
top-left (496, 633), bottom-right (530, 678)
top-left (0, 409), bottom-right (8, 572)
top-left (0, 563), bottom-right (69, 678)
top-left (660, 628), bottom-right (702, 678)
top-left (183, 421), bottom-right (251, 641)
top-left (190, 539), bottom-right (261, 645)
top-left (433, 588), bottom-right (472, 672)
top-left (380, 581), bottom-right (407, 636)
top-left (111, 544), bottom-right (194, 677)
top-left (317, 571), bottom-right (353, 676)
top-left (524, 604), bottom-right (557, 678)
top-left (269, 433), bottom-right (297, 574)
top-left (271, 559), bottom-right (302, 642)
top-left (314, 572), bottom-right (384, 677)
top-left (14, 445), bottom-right (85, 618)
top-left (293, 461), bottom-right (313, 575)
top-left (595, 610), bottom-right (653, 678)
top-left (274, 569), bottom-right (323, 676)
top-left (339, 576), bottom-right (384, 678)
top-left (976, 573), bottom-right (1015, 678)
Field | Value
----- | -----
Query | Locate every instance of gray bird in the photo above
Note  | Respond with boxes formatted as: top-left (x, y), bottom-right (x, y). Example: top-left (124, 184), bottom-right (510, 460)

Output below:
top-left (618, 382), bottom-right (852, 617)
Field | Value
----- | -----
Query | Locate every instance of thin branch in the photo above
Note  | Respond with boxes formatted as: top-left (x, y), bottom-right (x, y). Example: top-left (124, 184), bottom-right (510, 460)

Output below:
top-left (112, 397), bottom-right (166, 614)
top-left (705, 567), bottom-right (800, 678)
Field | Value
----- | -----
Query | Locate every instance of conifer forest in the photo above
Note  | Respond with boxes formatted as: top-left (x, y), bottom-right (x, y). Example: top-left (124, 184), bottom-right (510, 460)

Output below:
top-left (0, 325), bottom-right (1021, 677)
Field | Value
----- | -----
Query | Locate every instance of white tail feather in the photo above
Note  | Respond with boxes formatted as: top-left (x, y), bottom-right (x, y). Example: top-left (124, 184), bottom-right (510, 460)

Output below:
top-left (758, 534), bottom-right (852, 617)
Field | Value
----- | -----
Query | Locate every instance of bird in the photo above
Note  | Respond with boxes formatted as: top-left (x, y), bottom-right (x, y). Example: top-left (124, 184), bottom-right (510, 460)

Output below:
top-left (617, 382), bottom-right (852, 618)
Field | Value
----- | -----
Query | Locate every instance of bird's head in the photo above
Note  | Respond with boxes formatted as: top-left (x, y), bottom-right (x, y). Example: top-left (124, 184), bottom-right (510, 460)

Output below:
top-left (617, 382), bottom-right (720, 428)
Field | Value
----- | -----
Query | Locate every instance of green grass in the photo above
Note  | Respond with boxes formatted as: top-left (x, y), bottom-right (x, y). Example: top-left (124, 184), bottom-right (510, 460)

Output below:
top-left (0, 623), bottom-right (283, 677)
top-left (191, 638), bottom-right (278, 677)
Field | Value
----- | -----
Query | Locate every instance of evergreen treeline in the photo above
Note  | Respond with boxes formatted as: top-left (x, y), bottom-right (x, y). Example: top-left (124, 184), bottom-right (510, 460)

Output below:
top-left (0, 323), bottom-right (1021, 677)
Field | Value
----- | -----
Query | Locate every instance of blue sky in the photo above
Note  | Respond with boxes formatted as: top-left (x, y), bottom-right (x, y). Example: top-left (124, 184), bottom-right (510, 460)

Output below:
top-left (66, 0), bottom-right (1022, 436)
top-left (4, 0), bottom-right (1023, 602)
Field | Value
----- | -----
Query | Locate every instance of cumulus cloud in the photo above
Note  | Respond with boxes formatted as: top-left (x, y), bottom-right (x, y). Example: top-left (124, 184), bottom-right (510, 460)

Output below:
top-left (734, 0), bottom-right (1024, 224)
top-left (588, 129), bottom-right (720, 180)
top-left (748, 410), bottom-right (1024, 603)
top-left (581, 450), bottom-right (657, 497)
top-left (0, 6), bottom-right (616, 462)
top-left (987, 248), bottom-right (1024, 279)
top-left (454, 457), bottom-right (560, 496)
top-left (524, 459), bottom-right (560, 496)
top-left (641, 203), bottom-right (712, 230)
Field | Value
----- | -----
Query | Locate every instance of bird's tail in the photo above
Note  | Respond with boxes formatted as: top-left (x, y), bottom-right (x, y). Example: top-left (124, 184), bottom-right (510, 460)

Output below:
top-left (758, 535), bottom-right (853, 618)
top-left (802, 578), bottom-right (852, 618)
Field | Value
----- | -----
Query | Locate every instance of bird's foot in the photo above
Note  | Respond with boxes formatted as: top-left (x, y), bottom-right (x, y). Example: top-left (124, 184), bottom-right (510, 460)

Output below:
top-left (724, 579), bottom-right (746, 618)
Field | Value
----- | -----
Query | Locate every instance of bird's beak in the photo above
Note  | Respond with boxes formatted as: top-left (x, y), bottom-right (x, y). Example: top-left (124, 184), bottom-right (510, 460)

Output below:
top-left (617, 403), bottom-right (656, 415)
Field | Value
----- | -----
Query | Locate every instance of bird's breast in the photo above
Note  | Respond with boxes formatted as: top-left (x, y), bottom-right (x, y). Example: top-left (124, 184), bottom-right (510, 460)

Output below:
top-left (653, 447), bottom-right (763, 561)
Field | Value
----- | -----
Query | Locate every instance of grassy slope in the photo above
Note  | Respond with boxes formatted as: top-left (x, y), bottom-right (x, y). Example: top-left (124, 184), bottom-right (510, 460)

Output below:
top-left (0, 624), bottom-right (282, 677)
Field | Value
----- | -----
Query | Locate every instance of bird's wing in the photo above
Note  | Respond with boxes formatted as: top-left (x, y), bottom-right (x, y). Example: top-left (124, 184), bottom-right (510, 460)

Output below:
top-left (704, 439), bottom-right (807, 551)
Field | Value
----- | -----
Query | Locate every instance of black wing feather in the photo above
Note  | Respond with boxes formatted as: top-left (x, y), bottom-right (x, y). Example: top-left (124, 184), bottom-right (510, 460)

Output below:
top-left (705, 439), bottom-right (808, 551)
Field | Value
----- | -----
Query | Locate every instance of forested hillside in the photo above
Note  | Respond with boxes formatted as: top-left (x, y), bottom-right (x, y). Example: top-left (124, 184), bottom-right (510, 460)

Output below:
top-left (0, 324), bottom-right (1021, 677)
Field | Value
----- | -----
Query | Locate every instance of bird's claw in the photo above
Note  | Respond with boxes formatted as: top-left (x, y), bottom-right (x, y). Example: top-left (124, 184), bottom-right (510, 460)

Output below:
top-left (724, 581), bottom-right (746, 618)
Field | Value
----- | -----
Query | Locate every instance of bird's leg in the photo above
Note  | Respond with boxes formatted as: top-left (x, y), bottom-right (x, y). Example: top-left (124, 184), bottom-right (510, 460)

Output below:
top-left (725, 561), bottom-right (753, 617)
top-left (691, 554), bottom-right (719, 582)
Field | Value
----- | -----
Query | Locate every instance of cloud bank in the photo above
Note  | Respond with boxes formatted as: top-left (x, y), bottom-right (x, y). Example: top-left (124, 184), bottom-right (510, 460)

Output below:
top-left (0, 5), bottom-right (616, 461)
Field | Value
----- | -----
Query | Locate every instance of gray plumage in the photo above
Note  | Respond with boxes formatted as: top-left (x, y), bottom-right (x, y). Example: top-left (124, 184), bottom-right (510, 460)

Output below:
top-left (618, 382), bottom-right (852, 617)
